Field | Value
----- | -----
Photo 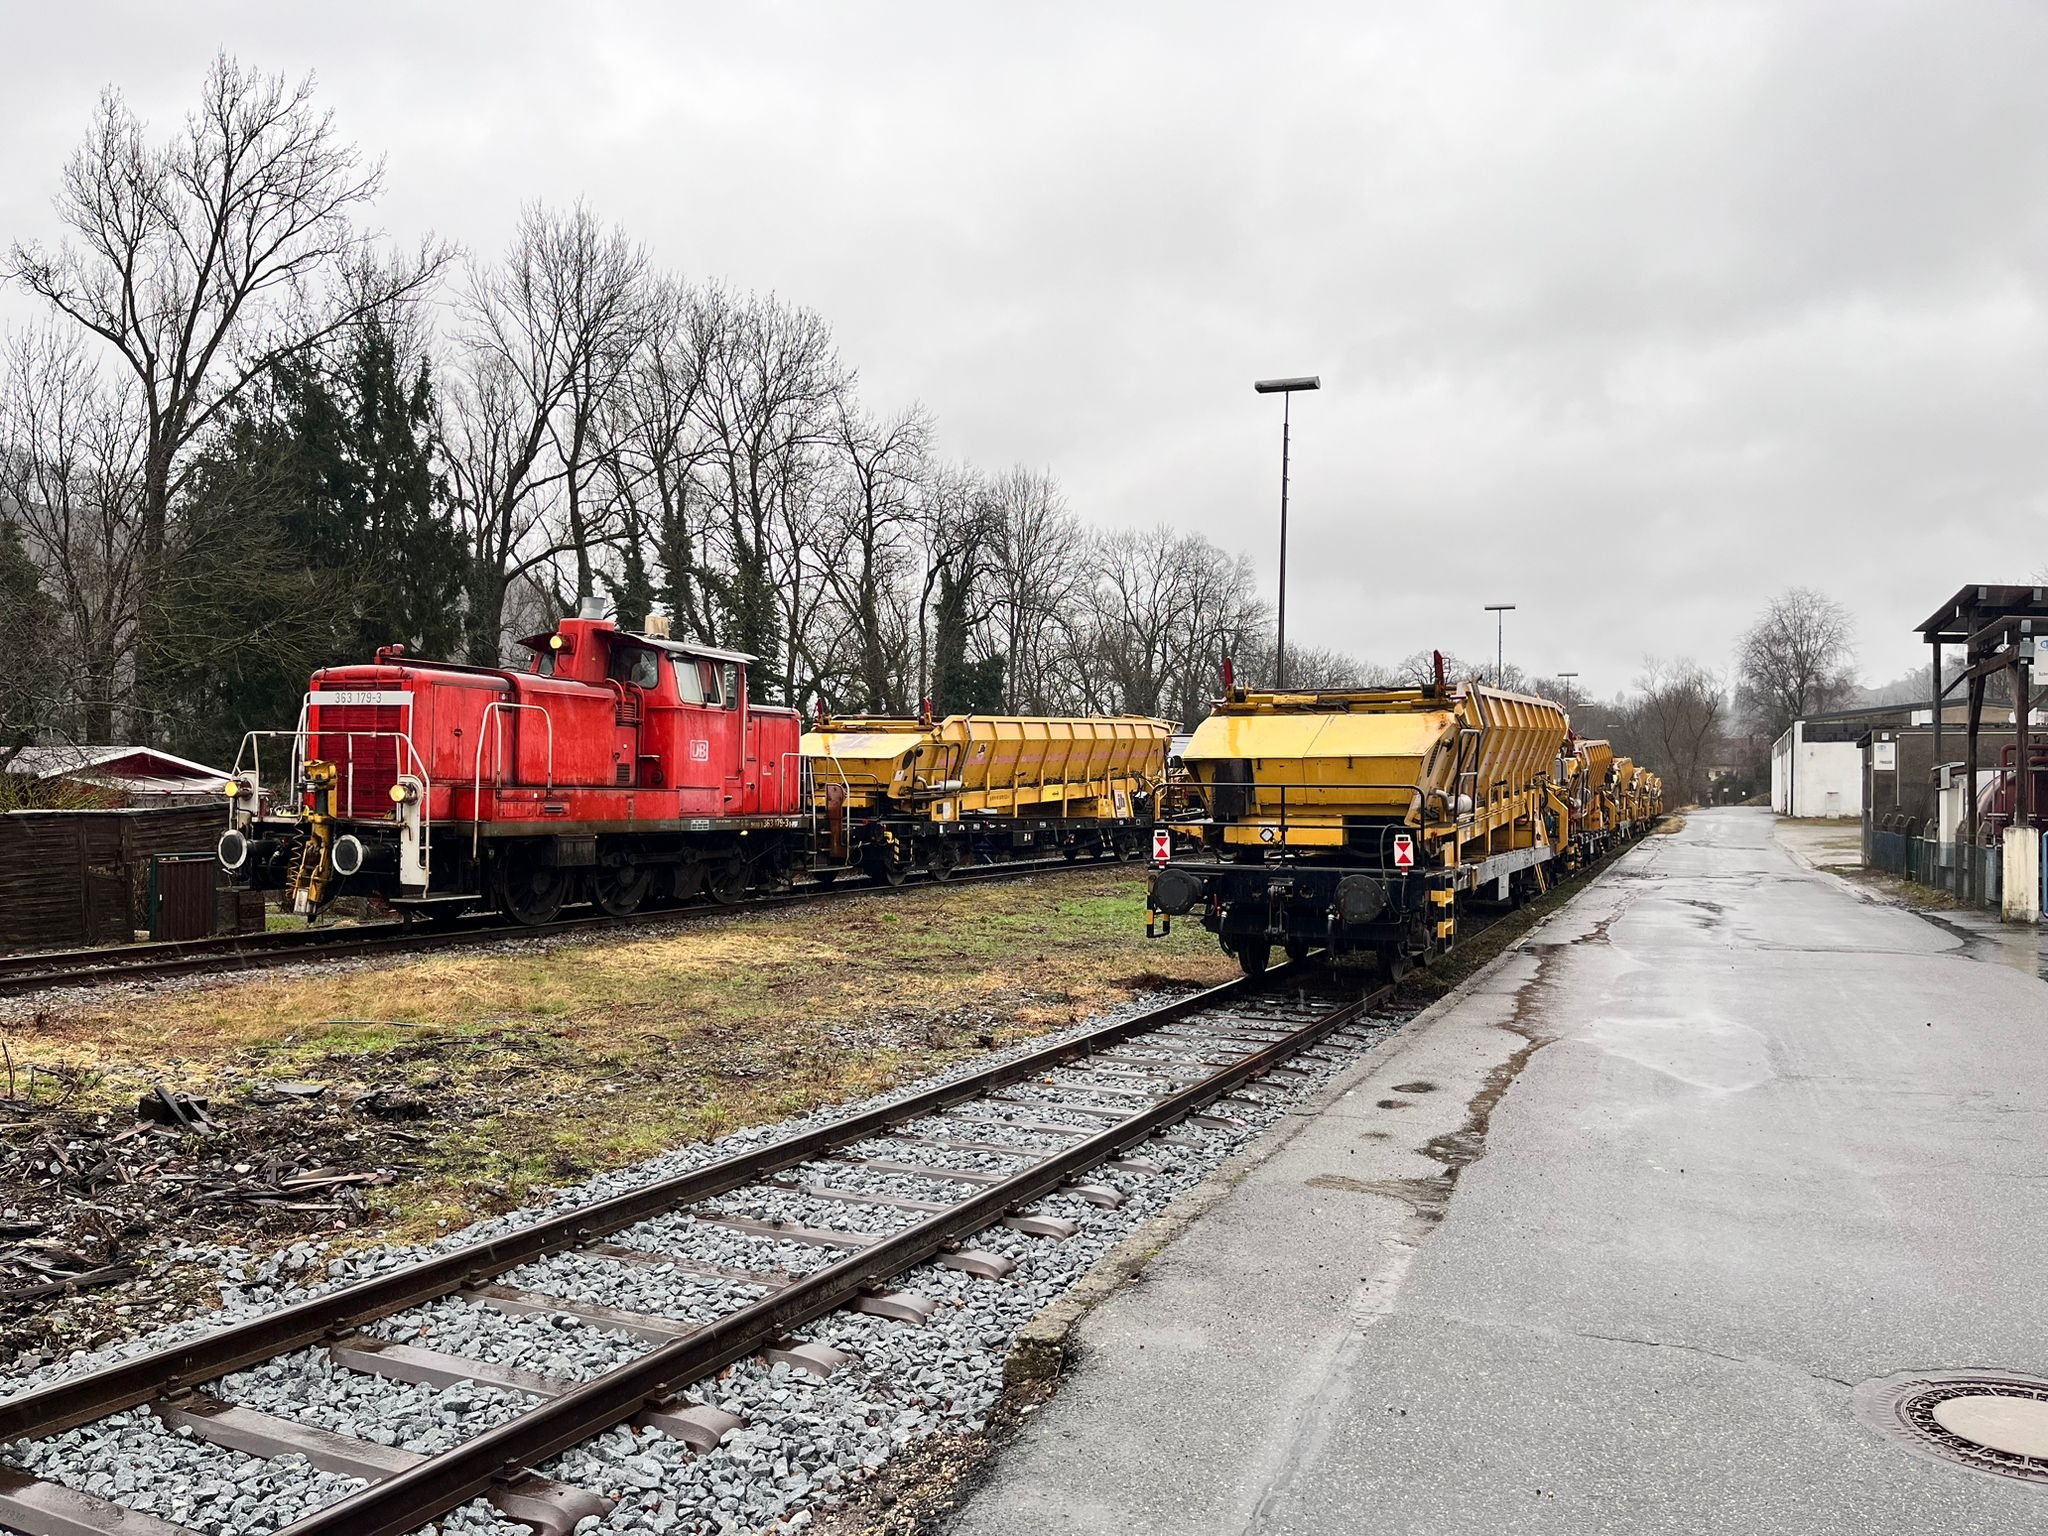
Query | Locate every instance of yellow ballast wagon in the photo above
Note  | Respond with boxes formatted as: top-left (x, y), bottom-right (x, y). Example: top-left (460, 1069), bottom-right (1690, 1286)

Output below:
top-left (803, 713), bottom-right (1171, 883)
top-left (1147, 676), bottom-right (1570, 977)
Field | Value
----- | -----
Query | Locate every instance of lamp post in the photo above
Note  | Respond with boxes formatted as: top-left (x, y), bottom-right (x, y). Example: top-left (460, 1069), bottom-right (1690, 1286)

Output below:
top-left (1484, 604), bottom-right (1517, 685)
top-left (1557, 671), bottom-right (1579, 711)
top-left (1254, 375), bottom-right (1320, 690)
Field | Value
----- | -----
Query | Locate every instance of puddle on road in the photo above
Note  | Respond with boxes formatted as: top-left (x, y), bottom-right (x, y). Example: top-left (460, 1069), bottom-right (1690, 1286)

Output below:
top-left (1919, 909), bottom-right (2048, 982)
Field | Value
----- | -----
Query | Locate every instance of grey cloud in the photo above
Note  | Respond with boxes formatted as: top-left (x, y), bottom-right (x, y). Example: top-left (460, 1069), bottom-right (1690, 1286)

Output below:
top-left (3, 0), bottom-right (2042, 693)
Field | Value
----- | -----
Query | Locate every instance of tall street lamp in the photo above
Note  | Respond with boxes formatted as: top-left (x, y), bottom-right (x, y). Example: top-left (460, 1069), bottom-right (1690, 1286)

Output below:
top-left (1556, 670), bottom-right (1579, 712)
top-left (1484, 604), bottom-right (1516, 686)
top-left (1254, 375), bottom-right (1320, 690)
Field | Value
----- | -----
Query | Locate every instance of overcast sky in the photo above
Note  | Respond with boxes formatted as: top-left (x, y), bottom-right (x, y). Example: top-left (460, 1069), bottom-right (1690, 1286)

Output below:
top-left (4, 1), bottom-right (2043, 695)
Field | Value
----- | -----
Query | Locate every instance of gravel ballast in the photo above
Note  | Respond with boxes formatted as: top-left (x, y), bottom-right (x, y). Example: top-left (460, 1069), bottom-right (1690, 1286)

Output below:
top-left (0, 995), bottom-right (1405, 1535)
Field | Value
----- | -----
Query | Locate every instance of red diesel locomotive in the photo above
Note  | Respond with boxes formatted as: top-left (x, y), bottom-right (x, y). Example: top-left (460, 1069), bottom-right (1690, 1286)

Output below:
top-left (219, 609), bottom-right (804, 923)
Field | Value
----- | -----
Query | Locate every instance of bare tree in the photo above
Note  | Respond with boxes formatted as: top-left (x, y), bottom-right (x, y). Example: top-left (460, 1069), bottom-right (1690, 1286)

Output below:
top-left (0, 326), bottom-right (147, 739)
top-left (6, 54), bottom-right (445, 639)
top-left (1737, 587), bottom-right (1856, 741)
top-left (823, 402), bottom-right (929, 711)
top-left (1272, 643), bottom-right (1377, 691)
top-left (693, 290), bottom-right (846, 698)
top-left (1389, 650), bottom-right (1483, 689)
top-left (1631, 658), bottom-right (1725, 806)
top-left (1088, 526), bottom-right (1264, 722)
top-left (980, 467), bottom-right (1090, 714)
top-left (541, 216), bottom-right (650, 608)
top-left (444, 203), bottom-right (643, 661)
top-left (766, 427), bottom-right (840, 709)
top-left (612, 276), bottom-right (721, 638)
top-left (908, 461), bottom-right (988, 709)
top-left (0, 509), bottom-right (53, 767)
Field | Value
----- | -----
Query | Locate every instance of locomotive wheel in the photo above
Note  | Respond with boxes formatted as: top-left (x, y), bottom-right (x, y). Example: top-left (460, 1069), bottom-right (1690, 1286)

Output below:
top-left (1112, 834), bottom-right (1140, 863)
top-left (493, 857), bottom-right (569, 926)
top-left (1234, 939), bottom-right (1272, 978)
top-left (1062, 843), bottom-right (1082, 863)
top-left (928, 843), bottom-right (962, 882)
top-left (707, 859), bottom-right (748, 905)
top-left (592, 863), bottom-right (652, 918)
top-left (866, 850), bottom-right (910, 887)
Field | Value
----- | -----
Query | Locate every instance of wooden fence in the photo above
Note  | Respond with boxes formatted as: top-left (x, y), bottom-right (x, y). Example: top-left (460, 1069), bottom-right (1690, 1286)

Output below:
top-left (0, 805), bottom-right (264, 952)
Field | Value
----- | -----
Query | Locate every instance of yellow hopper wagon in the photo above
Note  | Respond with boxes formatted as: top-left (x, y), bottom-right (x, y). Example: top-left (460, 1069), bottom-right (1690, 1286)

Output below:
top-left (802, 712), bottom-right (1172, 883)
top-left (1145, 668), bottom-right (1570, 978)
top-left (1569, 739), bottom-right (1618, 848)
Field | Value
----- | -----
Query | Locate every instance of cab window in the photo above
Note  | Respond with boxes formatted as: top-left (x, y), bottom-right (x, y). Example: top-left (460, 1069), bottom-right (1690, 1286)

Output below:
top-left (608, 645), bottom-right (660, 690)
top-left (718, 662), bottom-right (740, 711)
top-left (674, 656), bottom-right (705, 704)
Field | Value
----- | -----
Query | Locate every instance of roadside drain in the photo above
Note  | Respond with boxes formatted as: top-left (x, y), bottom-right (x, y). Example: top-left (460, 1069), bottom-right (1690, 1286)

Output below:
top-left (1855, 1370), bottom-right (2048, 1487)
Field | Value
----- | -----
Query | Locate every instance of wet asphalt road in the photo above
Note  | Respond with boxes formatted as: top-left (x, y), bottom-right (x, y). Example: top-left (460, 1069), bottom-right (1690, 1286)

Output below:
top-left (946, 808), bottom-right (2048, 1535)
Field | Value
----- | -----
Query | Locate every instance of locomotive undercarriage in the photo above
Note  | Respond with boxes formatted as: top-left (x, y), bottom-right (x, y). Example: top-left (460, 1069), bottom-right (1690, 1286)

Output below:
top-left (224, 817), bottom-right (809, 927)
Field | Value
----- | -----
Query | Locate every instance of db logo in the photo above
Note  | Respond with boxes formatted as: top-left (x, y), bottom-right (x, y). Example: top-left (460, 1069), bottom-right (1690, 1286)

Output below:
top-left (1392, 834), bottom-right (1414, 868)
top-left (689, 740), bottom-right (710, 762)
top-left (1152, 828), bottom-right (1172, 864)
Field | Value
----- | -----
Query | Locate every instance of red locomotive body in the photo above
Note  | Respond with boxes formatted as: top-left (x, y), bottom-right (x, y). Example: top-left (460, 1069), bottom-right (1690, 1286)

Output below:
top-left (222, 615), bottom-right (804, 922)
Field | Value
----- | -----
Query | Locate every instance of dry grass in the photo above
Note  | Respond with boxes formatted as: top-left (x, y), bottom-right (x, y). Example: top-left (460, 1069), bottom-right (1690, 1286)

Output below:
top-left (5, 867), bottom-right (1234, 1242)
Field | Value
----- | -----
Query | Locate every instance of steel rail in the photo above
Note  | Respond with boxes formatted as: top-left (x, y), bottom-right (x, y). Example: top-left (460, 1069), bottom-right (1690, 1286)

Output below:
top-left (0, 853), bottom-right (1111, 998)
top-left (282, 981), bottom-right (1388, 1535)
top-left (0, 966), bottom-right (1286, 1443)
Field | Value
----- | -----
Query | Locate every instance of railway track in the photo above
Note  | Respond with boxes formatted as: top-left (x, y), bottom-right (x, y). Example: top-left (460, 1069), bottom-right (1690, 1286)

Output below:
top-left (0, 967), bottom-right (1389, 1536)
top-left (0, 855), bottom-right (1109, 1000)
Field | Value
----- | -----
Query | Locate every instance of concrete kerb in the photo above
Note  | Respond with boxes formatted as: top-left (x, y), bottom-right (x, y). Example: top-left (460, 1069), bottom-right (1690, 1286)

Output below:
top-left (1001, 873), bottom-right (1609, 1389)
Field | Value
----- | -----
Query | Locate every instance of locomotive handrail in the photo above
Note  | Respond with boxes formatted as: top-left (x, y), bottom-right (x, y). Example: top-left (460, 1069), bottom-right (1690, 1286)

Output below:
top-left (802, 751), bottom-right (856, 869)
top-left (471, 701), bottom-right (555, 859)
top-left (292, 688), bottom-right (424, 820)
top-left (231, 724), bottom-right (433, 818)
top-left (228, 724), bottom-right (436, 887)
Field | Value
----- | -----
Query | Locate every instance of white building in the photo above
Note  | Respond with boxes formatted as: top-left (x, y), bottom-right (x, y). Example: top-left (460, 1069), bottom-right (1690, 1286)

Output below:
top-left (1771, 720), bottom-right (1863, 819)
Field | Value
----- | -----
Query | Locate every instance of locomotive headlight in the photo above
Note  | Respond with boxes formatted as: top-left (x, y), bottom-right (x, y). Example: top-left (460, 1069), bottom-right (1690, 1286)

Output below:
top-left (389, 783), bottom-right (408, 803)
top-left (549, 634), bottom-right (564, 650)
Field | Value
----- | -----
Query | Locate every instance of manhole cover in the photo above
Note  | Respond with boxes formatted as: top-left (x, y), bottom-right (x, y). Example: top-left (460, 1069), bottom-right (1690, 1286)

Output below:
top-left (1856, 1370), bottom-right (2048, 1486)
